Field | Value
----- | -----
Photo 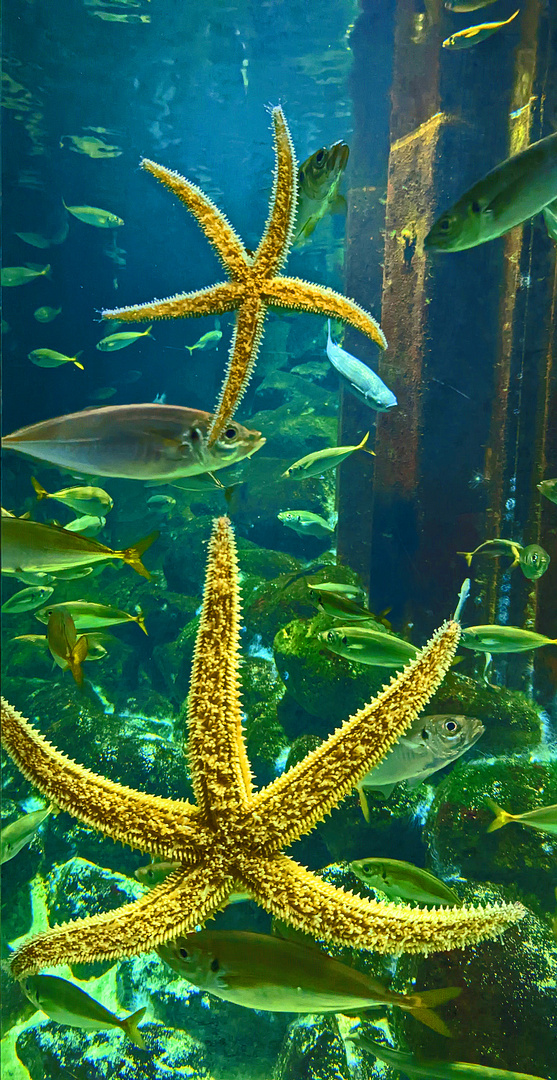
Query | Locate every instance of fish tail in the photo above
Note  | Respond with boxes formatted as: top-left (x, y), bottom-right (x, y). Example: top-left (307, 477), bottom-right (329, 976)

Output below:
top-left (43, 264), bottom-right (52, 279)
top-left (406, 986), bottom-right (461, 1037)
top-left (486, 797), bottom-right (511, 832)
top-left (136, 608), bottom-right (148, 635)
top-left (145, 325), bottom-right (154, 339)
top-left (31, 476), bottom-right (49, 501)
top-left (123, 1006), bottom-right (147, 1048)
top-left (457, 551), bottom-right (473, 567)
top-left (68, 636), bottom-right (88, 686)
top-left (356, 782), bottom-right (371, 823)
top-left (185, 345), bottom-right (195, 354)
top-left (121, 530), bottom-right (159, 579)
top-left (506, 10), bottom-right (520, 24)
top-left (358, 432), bottom-right (376, 457)
top-left (72, 350), bottom-right (84, 370)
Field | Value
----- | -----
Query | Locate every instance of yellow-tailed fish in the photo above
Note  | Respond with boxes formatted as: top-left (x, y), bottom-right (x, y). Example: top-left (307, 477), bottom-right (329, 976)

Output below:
top-left (277, 510), bottom-right (335, 539)
top-left (461, 625), bottom-right (557, 654)
top-left (29, 348), bottom-right (84, 370)
top-left (91, 11), bottom-right (150, 22)
top-left (444, 0), bottom-right (501, 9)
top-left (442, 10), bottom-right (518, 49)
top-left (33, 305), bottom-right (62, 323)
top-left (61, 515), bottom-right (106, 537)
top-left (36, 600), bottom-right (147, 635)
top-left (353, 1031), bottom-right (547, 1080)
top-left (157, 930), bottom-right (460, 1035)
top-left (2, 404), bottom-right (265, 481)
top-left (309, 588), bottom-right (374, 621)
top-left (294, 141), bottom-right (349, 245)
top-left (62, 199), bottom-right (124, 227)
top-left (486, 798), bottom-right (557, 837)
top-left (320, 625), bottom-right (418, 666)
top-left (21, 975), bottom-right (146, 1047)
top-left (425, 130), bottom-right (557, 251)
top-left (96, 326), bottom-right (153, 351)
top-left (47, 608), bottom-right (89, 685)
top-left (457, 539), bottom-right (550, 580)
top-left (538, 478), bottom-right (557, 504)
top-left (185, 321), bottom-right (222, 354)
top-left (350, 858), bottom-right (462, 906)
top-left (1, 264), bottom-right (51, 286)
top-left (543, 198), bottom-right (557, 243)
top-left (60, 134), bottom-right (122, 158)
top-left (31, 477), bottom-right (114, 516)
top-left (49, 565), bottom-right (96, 580)
top-left (1, 805), bottom-right (52, 863)
top-left (282, 432), bottom-right (374, 480)
top-left (306, 581), bottom-right (364, 599)
top-left (135, 861), bottom-right (248, 902)
top-left (13, 631), bottom-right (109, 662)
top-left (1, 516), bottom-right (158, 579)
top-left (1, 585), bottom-right (55, 614)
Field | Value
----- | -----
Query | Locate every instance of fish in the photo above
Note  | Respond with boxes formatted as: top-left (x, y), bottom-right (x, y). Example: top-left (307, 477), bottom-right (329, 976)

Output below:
top-left (147, 494), bottom-right (177, 509)
top-left (294, 141), bottom-right (350, 245)
top-left (454, 577), bottom-right (471, 622)
top-left (1, 516), bottom-right (158, 579)
top-left (277, 510), bottom-right (335, 538)
top-left (460, 625), bottom-right (557, 654)
top-left (1, 805), bottom-right (52, 863)
top-left (442, 10), bottom-right (519, 49)
top-left (486, 798), bottom-right (557, 837)
top-left (36, 600), bottom-right (147, 635)
top-left (457, 539), bottom-right (550, 580)
top-left (62, 515), bottom-right (107, 537)
top-left (49, 565), bottom-right (96, 580)
top-left (320, 625), bottom-right (418, 667)
top-left (282, 432), bottom-right (374, 480)
top-left (91, 10), bottom-right (151, 21)
top-left (13, 631), bottom-right (109, 662)
top-left (157, 930), bottom-right (460, 1034)
top-left (444, 0), bottom-right (501, 9)
top-left (14, 231), bottom-right (52, 248)
top-left (89, 387), bottom-right (118, 401)
top-left (22, 974), bottom-right (146, 1047)
top-left (60, 134), bottom-right (122, 158)
top-left (309, 588), bottom-right (374, 621)
top-left (28, 348), bottom-right (84, 370)
top-left (1, 585), bottom-right (55, 614)
top-left (62, 199), bottom-right (124, 228)
top-left (33, 305), bottom-right (62, 323)
top-left (357, 715), bottom-right (484, 809)
top-left (352, 1031), bottom-right (547, 1080)
top-left (185, 322), bottom-right (222, 354)
top-left (31, 477), bottom-right (114, 517)
top-left (326, 321), bottom-right (393, 409)
top-left (47, 608), bottom-right (89, 685)
top-left (538, 478), bottom-right (557, 504)
top-left (1, 264), bottom-right (51, 286)
top-left (305, 581), bottom-right (364, 599)
top-left (115, 369), bottom-right (142, 385)
top-left (424, 130), bottom-right (557, 251)
top-left (136, 861), bottom-right (249, 901)
top-left (350, 858), bottom-right (462, 906)
top-left (2, 404), bottom-right (266, 481)
top-left (543, 198), bottom-right (557, 243)
top-left (96, 326), bottom-right (153, 351)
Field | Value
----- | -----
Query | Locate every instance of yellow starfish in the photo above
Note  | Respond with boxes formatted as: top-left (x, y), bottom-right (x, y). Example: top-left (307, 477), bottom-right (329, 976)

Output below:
top-left (101, 107), bottom-right (387, 445)
top-left (1, 518), bottom-right (523, 979)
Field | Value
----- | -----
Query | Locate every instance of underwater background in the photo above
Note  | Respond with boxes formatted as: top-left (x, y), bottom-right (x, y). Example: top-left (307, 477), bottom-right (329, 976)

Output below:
top-left (1, 0), bottom-right (557, 1078)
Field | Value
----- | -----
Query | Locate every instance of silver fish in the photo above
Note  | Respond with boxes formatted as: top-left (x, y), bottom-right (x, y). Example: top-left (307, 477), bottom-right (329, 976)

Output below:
top-left (1, 806), bottom-right (52, 863)
top-left (326, 321), bottom-right (392, 409)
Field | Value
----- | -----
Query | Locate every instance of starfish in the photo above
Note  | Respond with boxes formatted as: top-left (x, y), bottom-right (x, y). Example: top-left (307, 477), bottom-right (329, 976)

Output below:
top-left (101, 107), bottom-right (387, 446)
top-left (1, 517), bottom-right (524, 979)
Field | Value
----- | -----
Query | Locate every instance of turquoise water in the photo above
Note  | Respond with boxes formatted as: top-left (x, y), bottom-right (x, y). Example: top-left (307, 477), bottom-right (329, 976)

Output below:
top-left (1, 0), bottom-right (556, 1078)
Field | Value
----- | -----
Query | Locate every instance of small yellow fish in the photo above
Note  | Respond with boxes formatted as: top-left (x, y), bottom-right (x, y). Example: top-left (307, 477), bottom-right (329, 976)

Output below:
top-left (282, 432), bottom-right (374, 480)
top-left (1, 805), bottom-right (53, 863)
top-left (96, 326), bottom-right (153, 351)
top-left (33, 305), bottom-right (62, 323)
top-left (62, 515), bottom-right (106, 537)
top-left (22, 974), bottom-right (146, 1046)
top-left (47, 607), bottom-right (89, 685)
top-left (92, 10), bottom-right (150, 21)
top-left (442, 10), bottom-right (519, 49)
top-left (354, 1031), bottom-right (548, 1080)
top-left (62, 199), bottom-right (124, 228)
top-left (461, 625), bottom-right (557, 654)
top-left (1, 264), bottom-right (51, 286)
top-left (350, 858), bottom-right (462, 906)
top-left (28, 349), bottom-right (84, 370)
top-left (2, 516), bottom-right (158, 579)
top-left (486, 798), bottom-right (557, 837)
top-left (277, 510), bottom-right (335, 538)
top-left (457, 539), bottom-right (550, 581)
top-left (32, 477), bottom-right (113, 516)
top-left (60, 134), bottom-right (122, 158)
top-left (36, 600), bottom-right (147, 635)
top-left (185, 322), bottom-right (222, 354)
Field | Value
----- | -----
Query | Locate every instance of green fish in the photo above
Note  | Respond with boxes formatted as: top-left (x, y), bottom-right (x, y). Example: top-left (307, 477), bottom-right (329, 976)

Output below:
top-left (320, 625), bottom-right (418, 666)
top-left (1, 264), bottom-right (51, 286)
top-left (1, 516), bottom-right (158, 579)
top-left (457, 539), bottom-right (550, 581)
top-left (442, 9), bottom-right (519, 49)
top-left (1, 805), bottom-right (52, 863)
top-left (96, 326), bottom-right (153, 351)
top-left (350, 858), bottom-right (462, 906)
top-left (538, 478), bottom-right (557, 504)
top-left (36, 600), bottom-right (147, 635)
top-left (282, 432), bottom-right (374, 480)
top-left (22, 974), bottom-right (146, 1047)
top-left (353, 1031), bottom-right (547, 1080)
top-left (309, 587), bottom-right (374, 621)
top-left (425, 130), bottom-right (557, 251)
top-left (486, 798), bottom-right (557, 837)
top-left (61, 515), bottom-right (106, 537)
top-left (294, 141), bottom-right (349, 245)
top-left (60, 134), bottom-right (122, 159)
top-left (91, 10), bottom-right (150, 21)
top-left (14, 231), bottom-right (52, 248)
top-left (157, 930), bottom-right (460, 1034)
top-left (444, 0), bottom-right (502, 10)
top-left (277, 510), bottom-right (335, 538)
top-left (460, 625), bottom-right (557, 654)
top-left (49, 565), bottom-right (96, 580)
top-left (185, 322), bottom-right (222, 354)
top-left (34, 305), bottom-right (62, 323)
top-left (1, 585), bottom-right (54, 614)
top-left (47, 607), bottom-right (89, 685)
top-left (62, 199), bottom-right (124, 228)
top-left (13, 631), bottom-right (109, 662)
top-left (29, 348), bottom-right (84, 370)
top-left (543, 198), bottom-right (557, 243)
top-left (305, 581), bottom-right (364, 599)
top-left (89, 387), bottom-right (118, 400)
top-left (31, 474), bottom-right (111, 515)
top-left (135, 861), bottom-right (248, 901)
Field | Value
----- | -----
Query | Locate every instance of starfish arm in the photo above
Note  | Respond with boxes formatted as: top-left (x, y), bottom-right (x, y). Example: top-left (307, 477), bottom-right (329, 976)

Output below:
top-left (102, 282), bottom-right (243, 324)
top-left (0, 697), bottom-right (206, 861)
top-left (264, 276), bottom-right (387, 350)
top-left (247, 622), bottom-right (460, 853)
top-left (252, 106), bottom-right (298, 278)
top-left (208, 296), bottom-right (266, 445)
top-left (240, 855), bottom-right (525, 955)
top-left (141, 158), bottom-right (250, 280)
top-left (187, 518), bottom-right (253, 818)
top-left (10, 866), bottom-right (233, 978)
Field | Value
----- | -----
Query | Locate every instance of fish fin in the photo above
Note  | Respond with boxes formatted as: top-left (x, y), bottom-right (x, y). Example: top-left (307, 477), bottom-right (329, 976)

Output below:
top-left (367, 783), bottom-right (397, 798)
top-left (121, 530), bottom-right (159, 579)
top-left (68, 636), bottom-right (88, 686)
top-left (136, 608), bottom-right (148, 635)
top-left (486, 798), bottom-right (510, 832)
top-left (330, 194), bottom-right (347, 215)
top-left (506, 9), bottom-right (519, 24)
top-left (145, 325), bottom-right (154, 338)
top-left (358, 432), bottom-right (376, 458)
top-left (408, 1007), bottom-right (453, 1038)
top-left (31, 477), bottom-right (49, 501)
top-left (123, 1006), bottom-right (147, 1048)
top-left (405, 986), bottom-right (461, 1036)
top-left (185, 345), bottom-right (195, 354)
top-left (355, 782), bottom-right (371, 823)
top-left (457, 552), bottom-right (473, 567)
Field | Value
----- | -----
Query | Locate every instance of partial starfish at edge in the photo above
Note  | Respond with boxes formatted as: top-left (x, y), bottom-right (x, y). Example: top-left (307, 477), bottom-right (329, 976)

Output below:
top-left (1, 518), bottom-right (524, 978)
top-left (101, 107), bottom-right (387, 445)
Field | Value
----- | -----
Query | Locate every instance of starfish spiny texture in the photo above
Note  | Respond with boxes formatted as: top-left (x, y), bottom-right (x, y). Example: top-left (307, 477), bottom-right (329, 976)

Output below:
top-left (101, 107), bottom-right (387, 445)
top-left (1, 518), bottom-right (524, 978)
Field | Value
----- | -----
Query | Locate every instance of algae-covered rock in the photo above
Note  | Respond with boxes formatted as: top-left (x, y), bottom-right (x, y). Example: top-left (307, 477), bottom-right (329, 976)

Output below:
top-left (242, 656), bottom-right (288, 787)
top-left (248, 404), bottom-right (338, 458)
top-left (151, 614), bottom-right (200, 706)
top-left (275, 1015), bottom-right (353, 1080)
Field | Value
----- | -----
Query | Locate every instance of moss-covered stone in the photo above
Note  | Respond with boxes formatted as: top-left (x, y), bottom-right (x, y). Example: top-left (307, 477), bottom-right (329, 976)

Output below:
top-left (275, 1015), bottom-right (352, 1080)
top-left (242, 656), bottom-right (288, 787)
top-left (151, 614), bottom-right (200, 706)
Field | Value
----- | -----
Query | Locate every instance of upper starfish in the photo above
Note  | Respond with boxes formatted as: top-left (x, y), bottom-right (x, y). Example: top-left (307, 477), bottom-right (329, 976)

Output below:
top-left (1, 517), bottom-right (523, 979)
top-left (101, 107), bottom-right (387, 445)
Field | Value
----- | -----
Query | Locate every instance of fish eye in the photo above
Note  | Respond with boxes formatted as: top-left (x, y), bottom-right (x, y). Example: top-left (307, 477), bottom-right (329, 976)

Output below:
top-left (327, 631), bottom-right (335, 643)
top-left (439, 217), bottom-right (451, 231)
top-left (362, 863), bottom-right (373, 874)
top-left (189, 428), bottom-right (201, 442)
top-left (530, 553), bottom-right (539, 563)
top-left (315, 149), bottom-right (325, 164)
top-left (147, 869), bottom-right (154, 879)
top-left (299, 169), bottom-right (305, 182)
top-left (223, 426), bottom-right (239, 441)
top-left (471, 201), bottom-right (481, 214)
top-left (179, 947), bottom-right (189, 959)
top-left (445, 720), bottom-right (459, 734)
top-left (421, 727), bottom-right (429, 740)
top-left (210, 958), bottom-right (220, 973)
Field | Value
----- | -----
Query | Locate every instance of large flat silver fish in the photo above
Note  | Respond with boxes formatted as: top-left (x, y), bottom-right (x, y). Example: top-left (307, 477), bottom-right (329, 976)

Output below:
top-left (2, 404), bottom-right (265, 481)
top-left (359, 714), bottom-right (484, 799)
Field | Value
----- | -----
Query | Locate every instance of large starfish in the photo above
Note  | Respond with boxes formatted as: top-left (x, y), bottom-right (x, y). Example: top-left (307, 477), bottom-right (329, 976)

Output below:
top-left (1, 518), bottom-right (523, 979)
top-left (101, 107), bottom-right (387, 445)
